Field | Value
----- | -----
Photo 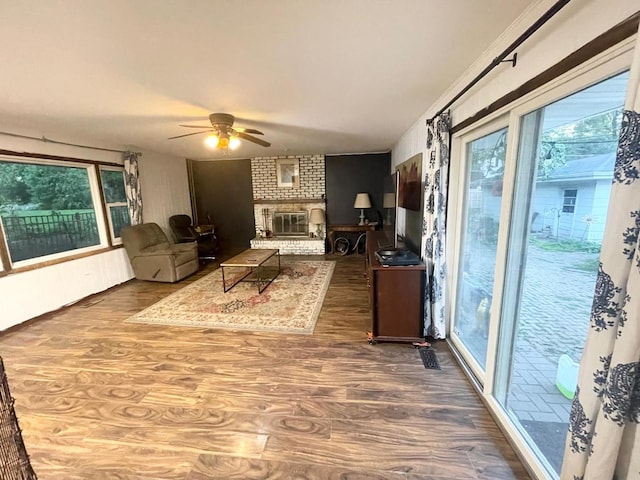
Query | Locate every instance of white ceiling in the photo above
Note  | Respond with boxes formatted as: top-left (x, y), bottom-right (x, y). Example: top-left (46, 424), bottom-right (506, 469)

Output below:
top-left (0, 0), bottom-right (535, 160)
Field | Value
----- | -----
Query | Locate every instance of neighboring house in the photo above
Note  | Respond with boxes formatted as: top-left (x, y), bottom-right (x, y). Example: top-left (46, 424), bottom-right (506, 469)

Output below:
top-left (530, 152), bottom-right (615, 243)
top-left (471, 152), bottom-right (616, 245)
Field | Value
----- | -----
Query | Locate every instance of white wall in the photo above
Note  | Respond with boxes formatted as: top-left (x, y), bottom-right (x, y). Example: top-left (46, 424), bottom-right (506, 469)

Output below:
top-left (392, 0), bottom-right (640, 169)
top-left (137, 151), bottom-right (192, 240)
top-left (0, 127), bottom-right (190, 330)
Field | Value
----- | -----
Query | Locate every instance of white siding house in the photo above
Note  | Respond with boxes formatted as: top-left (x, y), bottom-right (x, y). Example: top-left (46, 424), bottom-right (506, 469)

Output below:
top-left (530, 152), bottom-right (615, 243)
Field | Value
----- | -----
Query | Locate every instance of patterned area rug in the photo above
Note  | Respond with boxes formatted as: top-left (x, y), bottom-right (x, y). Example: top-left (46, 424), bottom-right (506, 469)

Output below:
top-left (127, 260), bottom-right (335, 334)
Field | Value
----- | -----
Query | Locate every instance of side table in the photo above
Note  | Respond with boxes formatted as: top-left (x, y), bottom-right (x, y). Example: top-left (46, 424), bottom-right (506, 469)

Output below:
top-left (327, 224), bottom-right (376, 254)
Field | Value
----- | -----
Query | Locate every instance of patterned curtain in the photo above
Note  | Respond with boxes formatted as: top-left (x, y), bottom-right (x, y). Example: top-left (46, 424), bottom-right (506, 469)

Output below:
top-left (561, 31), bottom-right (640, 480)
top-left (123, 151), bottom-right (143, 225)
top-left (421, 112), bottom-right (451, 339)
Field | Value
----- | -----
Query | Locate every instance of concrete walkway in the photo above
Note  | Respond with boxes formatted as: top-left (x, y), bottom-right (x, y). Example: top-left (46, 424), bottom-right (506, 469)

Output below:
top-left (513, 243), bottom-right (597, 420)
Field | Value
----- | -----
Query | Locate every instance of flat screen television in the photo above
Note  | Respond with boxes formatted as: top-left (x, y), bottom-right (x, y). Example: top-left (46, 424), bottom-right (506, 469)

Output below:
top-left (395, 174), bottom-right (423, 256)
top-left (378, 170), bottom-right (423, 256)
top-left (374, 172), bottom-right (397, 250)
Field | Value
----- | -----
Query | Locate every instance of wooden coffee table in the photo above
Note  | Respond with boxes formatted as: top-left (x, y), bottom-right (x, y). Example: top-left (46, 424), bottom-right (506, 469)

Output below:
top-left (220, 249), bottom-right (280, 294)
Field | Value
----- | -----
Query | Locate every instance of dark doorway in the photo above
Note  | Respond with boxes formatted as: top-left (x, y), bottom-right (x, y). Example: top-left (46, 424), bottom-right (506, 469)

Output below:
top-left (188, 158), bottom-right (254, 254)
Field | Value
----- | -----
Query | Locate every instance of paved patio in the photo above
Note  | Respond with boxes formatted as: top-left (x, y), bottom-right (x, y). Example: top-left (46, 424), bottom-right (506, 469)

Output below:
top-left (462, 240), bottom-right (600, 472)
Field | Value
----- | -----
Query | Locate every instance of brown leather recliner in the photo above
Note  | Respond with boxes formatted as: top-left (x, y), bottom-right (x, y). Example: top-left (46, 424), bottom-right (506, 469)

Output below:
top-left (120, 223), bottom-right (198, 282)
top-left (169, 214), bottom-right (217, 261)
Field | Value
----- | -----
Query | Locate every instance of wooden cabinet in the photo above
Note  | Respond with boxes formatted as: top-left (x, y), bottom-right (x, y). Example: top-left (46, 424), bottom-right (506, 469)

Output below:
top-left (366, 231), bottom-right (425, 343)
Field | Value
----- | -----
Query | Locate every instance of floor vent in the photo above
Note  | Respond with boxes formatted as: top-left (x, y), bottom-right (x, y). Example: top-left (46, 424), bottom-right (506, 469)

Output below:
top-left (418, 348), bottom-right (441, 370)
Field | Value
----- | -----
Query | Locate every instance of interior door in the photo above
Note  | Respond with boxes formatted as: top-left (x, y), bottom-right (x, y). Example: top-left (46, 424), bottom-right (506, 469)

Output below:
top-left (188, 158), bottom-right (255, 254)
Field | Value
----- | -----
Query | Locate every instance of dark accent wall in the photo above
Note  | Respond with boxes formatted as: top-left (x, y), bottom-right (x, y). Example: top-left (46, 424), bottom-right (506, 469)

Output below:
top-left (188, 158), bottom-right (255, 252)
top-left (325, 153), bottom-right (391, 226)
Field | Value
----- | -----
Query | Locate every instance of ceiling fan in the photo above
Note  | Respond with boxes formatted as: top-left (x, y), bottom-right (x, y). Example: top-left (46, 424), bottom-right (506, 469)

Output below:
top-left (168, 113), bottom-right (271, 149)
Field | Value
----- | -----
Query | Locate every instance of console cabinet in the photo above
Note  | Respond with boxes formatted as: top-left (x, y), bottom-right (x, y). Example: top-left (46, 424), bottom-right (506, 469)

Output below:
top-left (366, 231), bottom-right (426, 343)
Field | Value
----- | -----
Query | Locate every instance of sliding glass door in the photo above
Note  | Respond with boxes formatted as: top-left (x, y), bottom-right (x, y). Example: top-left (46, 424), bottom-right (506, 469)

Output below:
top-left (449, 62), bottom-right (630, 478)
top-left (494, 71), bottom-right (629, 475)
top-left (450, 123), bottom-right (509, 380)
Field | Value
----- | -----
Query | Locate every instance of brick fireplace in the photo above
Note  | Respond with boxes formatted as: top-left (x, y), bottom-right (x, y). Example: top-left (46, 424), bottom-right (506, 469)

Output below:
top-left (249, 155), bottom-right (326, 255)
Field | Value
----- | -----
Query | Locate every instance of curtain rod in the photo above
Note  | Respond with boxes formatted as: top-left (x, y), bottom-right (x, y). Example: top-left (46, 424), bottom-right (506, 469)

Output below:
top-left (428, 0), bottom-right (572, 123)
top-left (0, 130), bottom-right (140, 155)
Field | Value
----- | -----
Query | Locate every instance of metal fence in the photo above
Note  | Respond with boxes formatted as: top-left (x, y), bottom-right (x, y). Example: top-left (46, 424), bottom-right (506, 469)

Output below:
top-left (1, 210), bottom-right (129, 263)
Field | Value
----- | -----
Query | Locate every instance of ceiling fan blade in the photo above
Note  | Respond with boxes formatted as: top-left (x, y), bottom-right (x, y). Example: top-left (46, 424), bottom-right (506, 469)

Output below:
top-left (236, 127), bottom-right (264, 135)
top-left (238, 132), bottom-right (271, 147)
top-left (168, 130), bottom-right (212, 140)
top-left (178, 124), bottom-right (215, 129)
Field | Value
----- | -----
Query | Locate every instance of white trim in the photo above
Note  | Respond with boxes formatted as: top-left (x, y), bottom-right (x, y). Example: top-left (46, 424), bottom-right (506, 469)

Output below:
top-left (448, 115), bottom-right (510, 386)
top-left (99, 165), bottom-right (130, 244)
top-left (484, 395), bottom-right (558, 480)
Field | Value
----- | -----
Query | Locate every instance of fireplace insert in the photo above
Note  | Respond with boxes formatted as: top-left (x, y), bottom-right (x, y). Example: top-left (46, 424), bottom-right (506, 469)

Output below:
top-left (272, 211), bottom-right (308, 237)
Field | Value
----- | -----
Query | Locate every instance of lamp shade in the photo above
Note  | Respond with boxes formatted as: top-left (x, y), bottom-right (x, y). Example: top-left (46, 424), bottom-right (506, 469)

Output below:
top-left (353, 193), bottom-right (371, 209)
top-left (309, 208), bottom-right (325, 225)
top-left (383, 193), bottom-right (396, 208)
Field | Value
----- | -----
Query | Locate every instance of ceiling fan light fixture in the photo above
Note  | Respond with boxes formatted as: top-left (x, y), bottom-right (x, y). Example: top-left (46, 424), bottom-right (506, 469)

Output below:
top-left (218, 136), bottom-right (230, 149)
top-left (170, 113), bottom-right (270, 149)
top-left (229, 136), bottom-right (241, 150)
top-left (204, 133), bottom-right (219, 148)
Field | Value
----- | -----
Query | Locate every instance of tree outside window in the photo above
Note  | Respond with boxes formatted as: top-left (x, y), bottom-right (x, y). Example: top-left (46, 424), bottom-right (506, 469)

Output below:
top-left (0, 160), bottom-right (101, 263)
top-left (100, 168), bottom-right (131, 241)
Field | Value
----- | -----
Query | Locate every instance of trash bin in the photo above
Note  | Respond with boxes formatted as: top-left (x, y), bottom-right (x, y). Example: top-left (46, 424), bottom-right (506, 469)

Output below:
top-left (556, 354), bottom-right (579, 400)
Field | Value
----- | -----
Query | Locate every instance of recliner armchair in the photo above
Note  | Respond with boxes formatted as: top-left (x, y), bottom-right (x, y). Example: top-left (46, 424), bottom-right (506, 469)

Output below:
top-left (121, 222), bottom-right (199, 282)
top-left (169, 214), bottom-right (217, 261)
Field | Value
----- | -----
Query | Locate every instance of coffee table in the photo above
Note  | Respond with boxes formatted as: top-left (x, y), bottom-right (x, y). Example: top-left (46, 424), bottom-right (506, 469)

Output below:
top-left (220, 248), bottom-right (280, 294)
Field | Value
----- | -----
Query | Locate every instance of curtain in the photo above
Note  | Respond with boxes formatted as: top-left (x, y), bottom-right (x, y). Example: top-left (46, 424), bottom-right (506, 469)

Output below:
top-left (421, 112), bottom-right (451, 339)
top-left (561, 30), bottom-right (640, 480)
top-left (123, 151), bottom-right (143, 225)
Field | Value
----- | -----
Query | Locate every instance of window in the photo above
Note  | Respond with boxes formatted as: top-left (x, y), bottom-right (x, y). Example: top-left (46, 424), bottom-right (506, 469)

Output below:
top-left (100, 167), bottom-right (130, 241)
top-left (0, 156), bottom-right (114, 267)
top-left (562, 188), bottom-right (577, 213)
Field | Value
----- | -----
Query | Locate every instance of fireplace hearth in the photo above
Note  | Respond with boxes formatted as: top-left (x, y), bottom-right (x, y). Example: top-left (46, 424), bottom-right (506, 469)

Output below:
top-left (252, 200), bottom-right (325, 254)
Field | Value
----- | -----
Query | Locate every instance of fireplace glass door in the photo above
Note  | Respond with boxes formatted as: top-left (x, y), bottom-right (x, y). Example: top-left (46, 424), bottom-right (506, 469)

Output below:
top-left (272, 212), bottom-right (308, 237)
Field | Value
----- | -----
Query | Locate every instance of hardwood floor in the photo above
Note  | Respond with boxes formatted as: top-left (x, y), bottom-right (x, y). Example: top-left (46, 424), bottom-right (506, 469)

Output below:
top-left (0, 254), bottom-right (531, 479)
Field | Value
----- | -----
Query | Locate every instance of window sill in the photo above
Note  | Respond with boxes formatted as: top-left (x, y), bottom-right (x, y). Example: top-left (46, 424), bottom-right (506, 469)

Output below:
top-left (3, 244), bottom-right (124, 276)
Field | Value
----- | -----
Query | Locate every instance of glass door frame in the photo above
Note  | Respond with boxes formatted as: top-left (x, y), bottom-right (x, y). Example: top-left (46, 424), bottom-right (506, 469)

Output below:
top-left (448, 115), bottom-right (515, 387)
top-left (446, 38), bottom-right (635, 480)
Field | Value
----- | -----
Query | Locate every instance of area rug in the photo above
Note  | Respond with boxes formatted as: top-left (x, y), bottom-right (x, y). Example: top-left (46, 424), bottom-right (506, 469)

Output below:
top-left (126, 260), bottom-right (335, 334)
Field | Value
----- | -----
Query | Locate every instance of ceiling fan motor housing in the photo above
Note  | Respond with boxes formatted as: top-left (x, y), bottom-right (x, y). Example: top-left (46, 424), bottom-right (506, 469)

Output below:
top-left (209, 113), bottom-right (235, 127)
top-left (170, 112), bottom-right (270, 147)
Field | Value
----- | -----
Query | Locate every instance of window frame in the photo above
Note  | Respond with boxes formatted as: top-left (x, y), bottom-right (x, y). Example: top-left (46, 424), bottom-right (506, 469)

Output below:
top-left (448, 116), bottom-right (512, 386)
top-left (99, 166), bottom-right (130, 245)
top-left (562, 188), bottom-right (578, 213)
top-left (0, 153), bottom-right (124, 273)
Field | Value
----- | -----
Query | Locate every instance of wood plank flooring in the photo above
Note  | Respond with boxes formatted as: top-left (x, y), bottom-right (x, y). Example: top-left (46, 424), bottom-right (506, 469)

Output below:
top-left (0, 254), bottom-right (531, 479)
